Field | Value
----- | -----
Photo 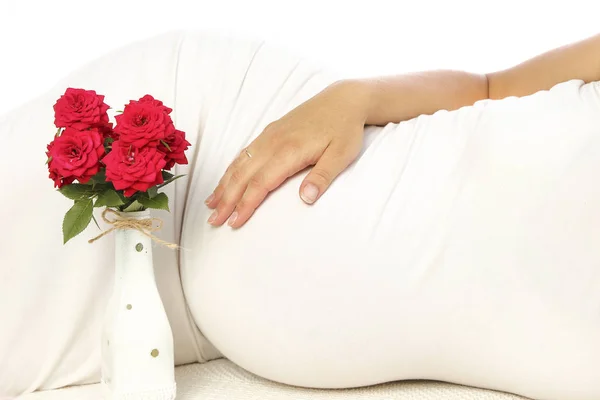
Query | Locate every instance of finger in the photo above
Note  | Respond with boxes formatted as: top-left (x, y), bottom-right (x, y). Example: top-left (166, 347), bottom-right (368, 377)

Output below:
top-left (208, 156), bottom-right (263, 226)
top-left (299, 141), bottom-right (357, 204)
top-left (228, 145), bottom-right (310, 228)
top-left (206, 122), bottom-right (281, 210)
top-left (205, 148), bottom-right (253, 209)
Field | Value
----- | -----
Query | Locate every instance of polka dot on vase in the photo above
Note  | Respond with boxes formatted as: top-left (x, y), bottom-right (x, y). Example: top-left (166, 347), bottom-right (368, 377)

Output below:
top-left (151, 349), bottom-right (159, 357)
top-left (135, 243), bottom-right (144, 252)
top-left (126, 304), bottom-right (132, 310)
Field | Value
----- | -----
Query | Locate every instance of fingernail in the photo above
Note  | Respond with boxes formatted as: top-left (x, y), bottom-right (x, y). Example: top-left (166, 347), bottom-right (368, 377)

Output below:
top-left (301, 183), bottom-right (319, 204)
top-left (207, 210), bottom-right (218, 224)
top-left (204, 193), bottom-right (215, 204)
top-left (228, 211), bottom-right (238, 226)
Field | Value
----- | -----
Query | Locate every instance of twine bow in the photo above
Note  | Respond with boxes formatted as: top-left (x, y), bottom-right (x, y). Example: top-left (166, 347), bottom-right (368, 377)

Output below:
top-left (88, 208), bottom-right (179, 250)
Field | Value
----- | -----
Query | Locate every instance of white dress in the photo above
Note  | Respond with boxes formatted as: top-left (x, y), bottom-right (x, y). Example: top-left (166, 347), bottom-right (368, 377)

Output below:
top-left (1, 30), bottom-right (599, 400)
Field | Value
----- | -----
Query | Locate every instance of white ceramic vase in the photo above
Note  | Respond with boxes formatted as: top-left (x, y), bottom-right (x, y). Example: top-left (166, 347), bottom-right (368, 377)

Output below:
top-left (101, 210), bottom-right (176, 400)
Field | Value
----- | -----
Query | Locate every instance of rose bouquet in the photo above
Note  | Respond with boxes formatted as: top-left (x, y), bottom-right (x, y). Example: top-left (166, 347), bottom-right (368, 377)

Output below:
top-left (46, 88), bottom-right (188, 399)
top-left (46, 88), bottom-right (190, 244)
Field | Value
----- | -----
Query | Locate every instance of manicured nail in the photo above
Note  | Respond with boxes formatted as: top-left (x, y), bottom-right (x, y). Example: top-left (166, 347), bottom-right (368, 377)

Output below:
top-left (228, 211), bottom-right (238, 226)
top-left (204, 193), bottom-right (215, 204)
top-left (301, 183), bottom-right (319, 204)
top-left (207, 210), bottom-right (218, 224)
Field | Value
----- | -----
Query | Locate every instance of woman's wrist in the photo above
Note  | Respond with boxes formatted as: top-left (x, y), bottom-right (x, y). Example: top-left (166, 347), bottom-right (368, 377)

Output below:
top-left (328, 79), bottom-right (376, 125)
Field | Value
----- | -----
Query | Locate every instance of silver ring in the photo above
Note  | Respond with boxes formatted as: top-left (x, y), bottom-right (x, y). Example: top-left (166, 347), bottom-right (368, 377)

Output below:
top-left (244, 148), bottom-right (253, 159)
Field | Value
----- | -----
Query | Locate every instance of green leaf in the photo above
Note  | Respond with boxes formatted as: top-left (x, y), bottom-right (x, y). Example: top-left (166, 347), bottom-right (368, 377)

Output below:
top-left (147, 186), bottom-right (158, 198)
top-left (122, 200), bottom-right (145, 212)
top-left (62, 199), bottom-right (93, 244)
top-left (117, 191), bottom-right (127, 202)
top-left (138, 192), bottom-right (169, 211)
top-left (162, 171), bottom-right (175, 181)
top-left (90, 169), bottom-right (107, 184)
top-left (156, 174), bottom-right (185, 189)
top-left (45, 156), bottom-right (53, 165)
top-left (59, 184), bottom-right (97, 200)
top-left (119, 197), bottom-right (136, 211)
top-left (94, 189), bottom-right (125, 208)
top-left (55, 128), bottom-right (62, 138)
top-left (91, 214), bottom-right (101, 230)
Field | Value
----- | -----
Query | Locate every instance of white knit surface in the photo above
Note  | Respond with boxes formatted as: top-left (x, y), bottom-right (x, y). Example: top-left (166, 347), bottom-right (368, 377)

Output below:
top-left (22, 359), bottom-right (529, 400)
top-left (100, 381), bottom-right (176, 400)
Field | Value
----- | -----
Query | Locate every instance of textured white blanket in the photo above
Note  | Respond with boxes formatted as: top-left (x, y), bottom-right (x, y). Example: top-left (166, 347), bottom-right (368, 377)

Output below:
top-left (21, 359), bottom-right (528, 400)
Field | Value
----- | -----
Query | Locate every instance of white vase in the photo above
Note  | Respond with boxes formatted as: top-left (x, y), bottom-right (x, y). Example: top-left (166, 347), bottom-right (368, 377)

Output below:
top-left (101, 209), bottom-right (176, 400)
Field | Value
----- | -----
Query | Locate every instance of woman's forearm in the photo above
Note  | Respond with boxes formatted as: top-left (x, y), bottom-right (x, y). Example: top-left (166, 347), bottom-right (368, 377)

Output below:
top-left (349, 71), bottom-right (488, 126)
top-left (346, 33), bottom-right (600, 127)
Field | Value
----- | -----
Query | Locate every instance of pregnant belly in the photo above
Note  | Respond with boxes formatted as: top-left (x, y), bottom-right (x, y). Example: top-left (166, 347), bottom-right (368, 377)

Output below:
top-left (180, 91), bottom-right (600, 400)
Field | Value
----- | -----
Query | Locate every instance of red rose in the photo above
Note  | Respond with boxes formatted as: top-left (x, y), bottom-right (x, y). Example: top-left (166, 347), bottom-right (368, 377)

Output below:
top-left (46, 142), bottom-right (75, 188)
top-left (158, 129), bottom-right (191, 170)
top-left (103, 140), bottom-right (166, 197)
top-left (46, 127), bottom-right (105, 187)
top-left (129, 95), bottom-right (173, 115)
top-left (114, 102), bottom-right (175, 148)
top-left (53, 88), bottom-right (110, 130)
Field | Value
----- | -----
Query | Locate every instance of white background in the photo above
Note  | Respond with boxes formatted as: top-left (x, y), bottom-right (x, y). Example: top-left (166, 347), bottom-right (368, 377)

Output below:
top-left (0, 0), bottom-right (599, 115)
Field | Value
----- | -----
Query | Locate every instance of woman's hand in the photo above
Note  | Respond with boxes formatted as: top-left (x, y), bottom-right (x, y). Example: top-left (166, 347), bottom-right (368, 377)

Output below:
top-left (204, 79), bottom-right (373, 228)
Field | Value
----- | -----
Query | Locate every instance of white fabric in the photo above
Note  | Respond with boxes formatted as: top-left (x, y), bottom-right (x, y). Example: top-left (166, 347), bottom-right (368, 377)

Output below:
top-left (21, 359), bottom-right (528, 400)
top-left (177, 34), bottom-right (600, 400)
top-left (2, 30), bottom-right (600, 400)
